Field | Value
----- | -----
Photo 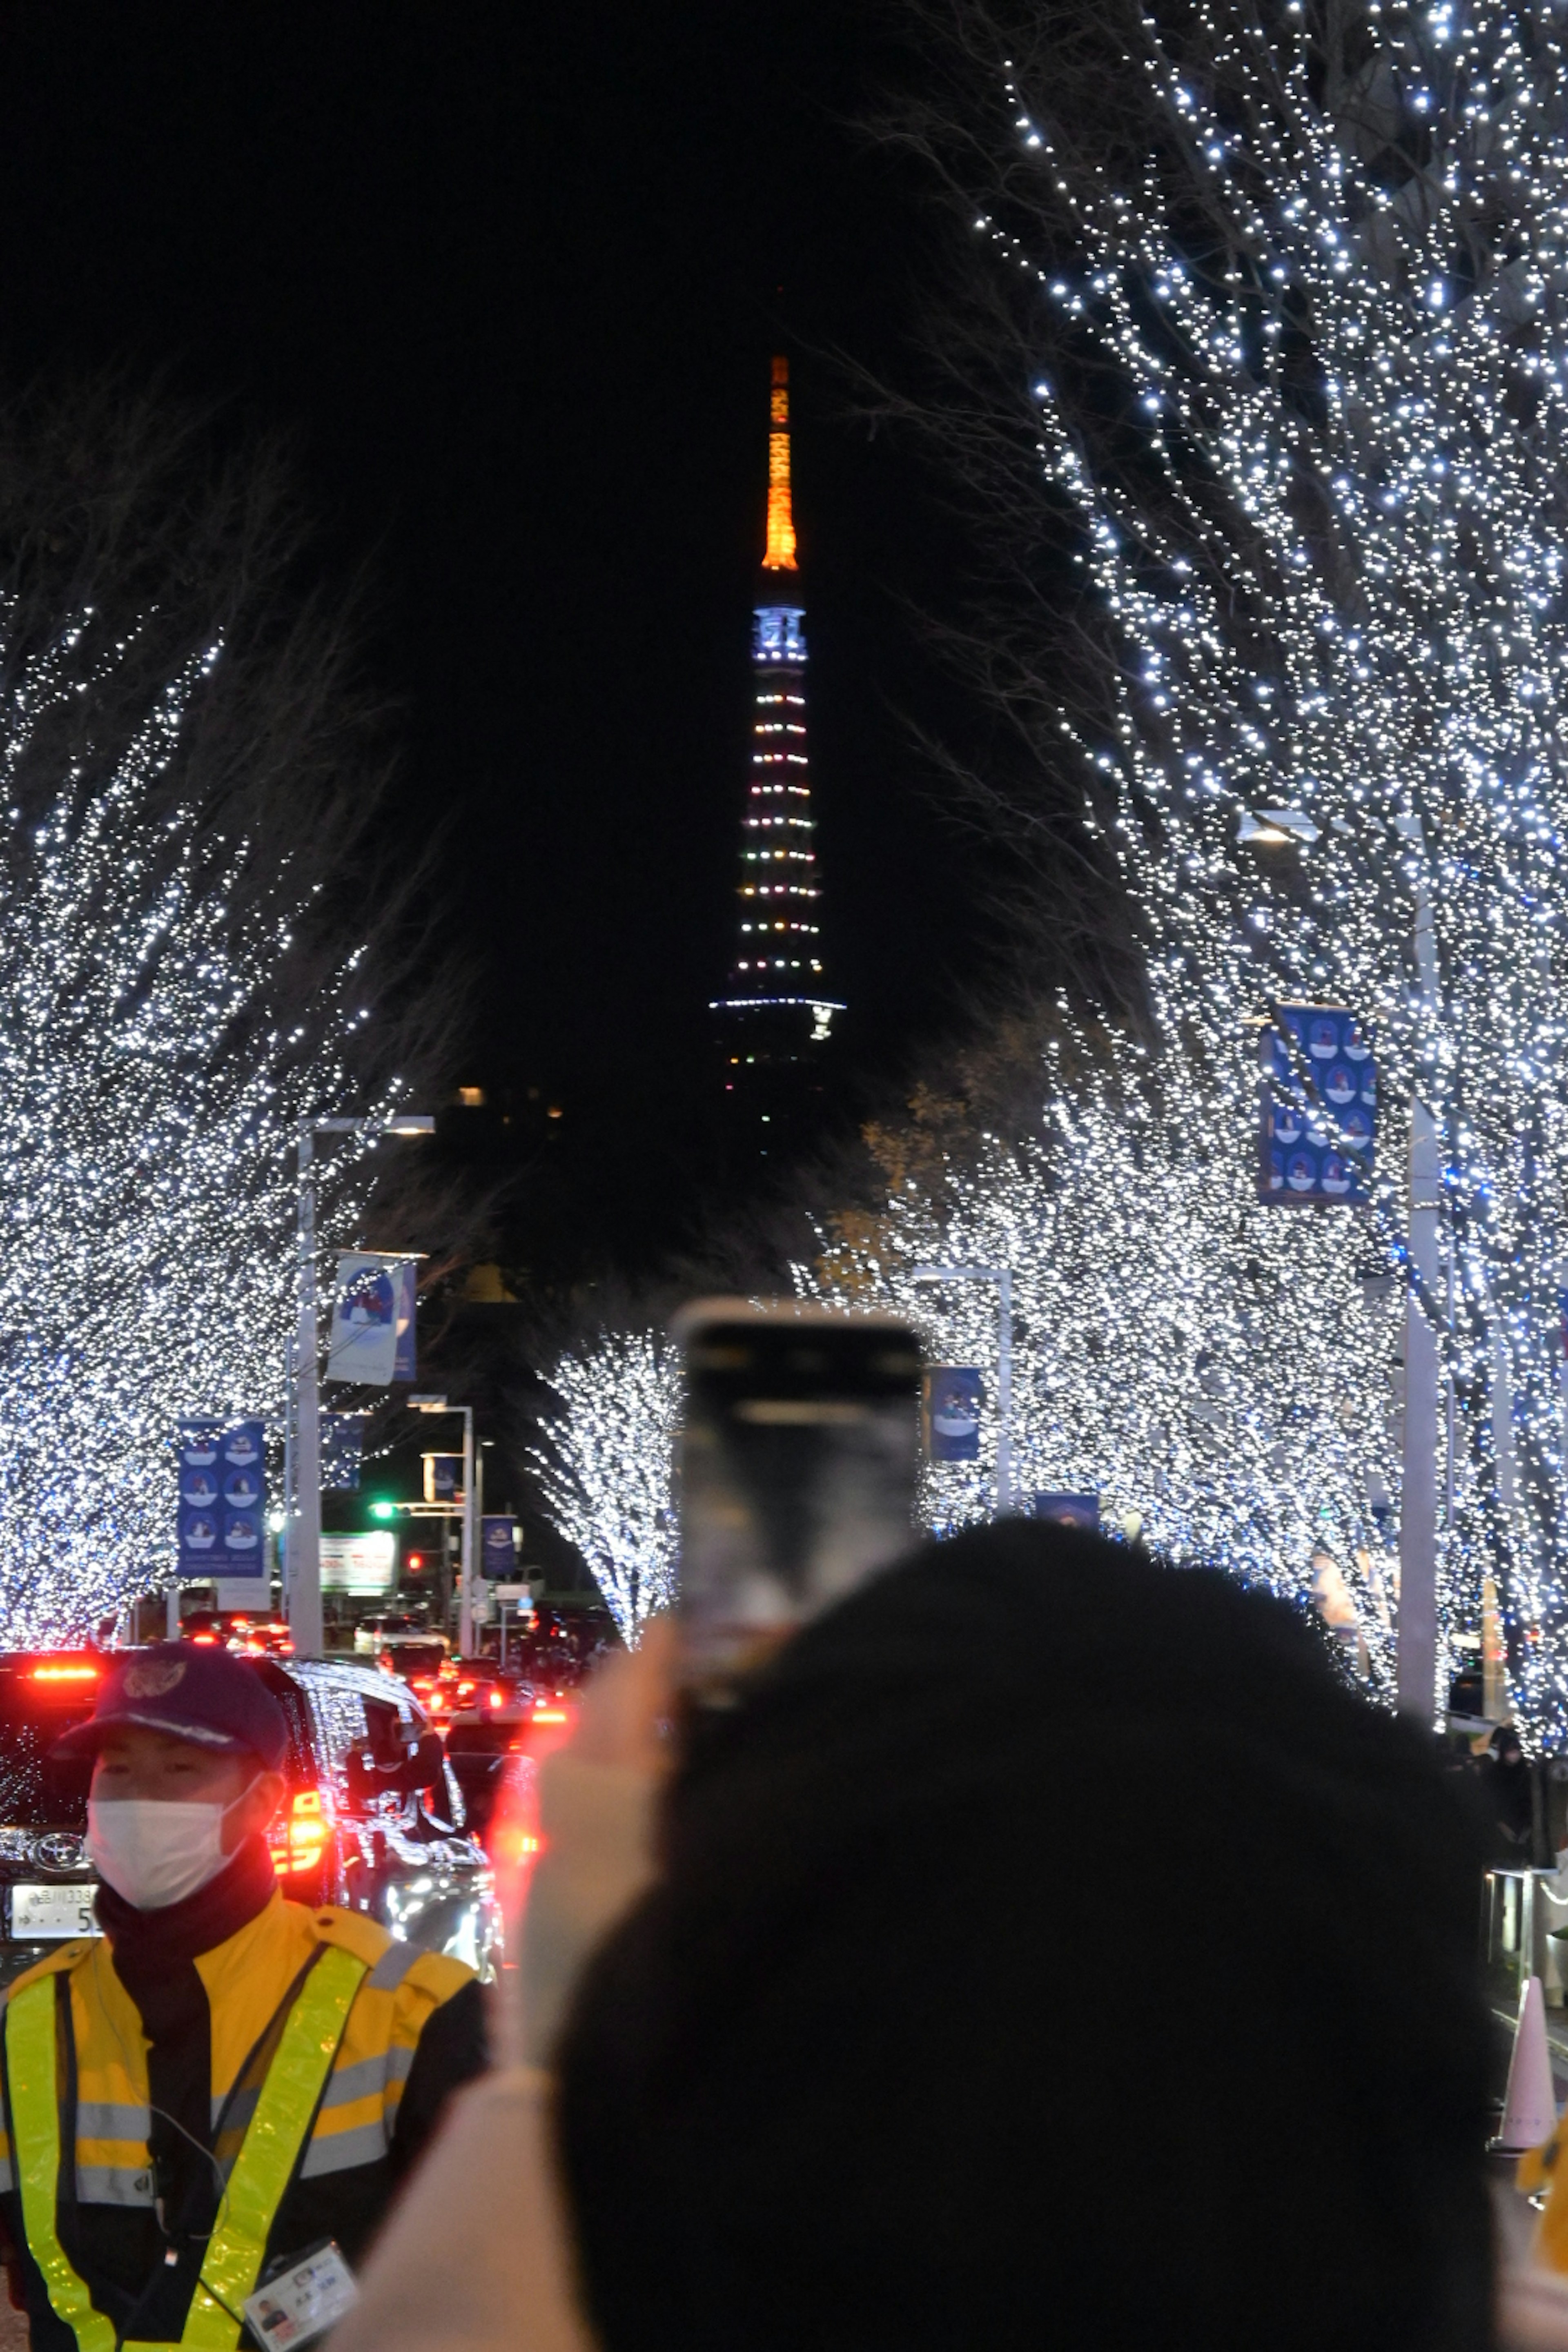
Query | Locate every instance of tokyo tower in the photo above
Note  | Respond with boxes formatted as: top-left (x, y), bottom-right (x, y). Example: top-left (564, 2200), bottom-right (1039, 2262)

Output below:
top-left (712, 357), bottom-right (842, 1149)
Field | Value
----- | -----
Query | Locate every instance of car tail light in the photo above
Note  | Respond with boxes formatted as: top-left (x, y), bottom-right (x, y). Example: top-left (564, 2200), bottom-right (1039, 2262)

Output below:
top-left (192, 1633), bottom-right (220, 1646)
top-left (30, 1664), bottom-right (100, 1683)
top-left (532, 1704), bottom-right (569, 1726)
top-left (271, 1789), bottom-right (332, 1877)
top-left (488, 1688), bottom-right (505, 1711)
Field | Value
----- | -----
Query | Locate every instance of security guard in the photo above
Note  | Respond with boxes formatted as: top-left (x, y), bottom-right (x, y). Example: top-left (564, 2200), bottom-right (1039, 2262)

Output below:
top-left (0, 1643), bottom-right (487, 2350)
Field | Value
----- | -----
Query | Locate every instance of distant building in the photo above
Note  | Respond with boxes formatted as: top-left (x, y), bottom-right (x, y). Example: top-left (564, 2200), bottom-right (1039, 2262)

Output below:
top-left (712, 357), bottom-right (842, 1156)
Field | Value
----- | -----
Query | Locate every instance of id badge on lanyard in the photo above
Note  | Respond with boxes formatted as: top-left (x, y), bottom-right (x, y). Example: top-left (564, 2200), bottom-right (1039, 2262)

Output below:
top-left (242, 2241), bottom-right (358, 2348)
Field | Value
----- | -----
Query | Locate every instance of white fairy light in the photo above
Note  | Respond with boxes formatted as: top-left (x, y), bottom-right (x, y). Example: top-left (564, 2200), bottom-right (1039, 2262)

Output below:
top-left (0, 623), bottom-right (378, 1639)
top-left (926, 0), bottom-right (1568, 1727)
top-left (532, 1332), bottom-right (678, 1645)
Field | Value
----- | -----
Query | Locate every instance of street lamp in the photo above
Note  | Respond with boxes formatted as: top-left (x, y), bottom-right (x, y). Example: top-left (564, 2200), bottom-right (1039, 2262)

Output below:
top-left (910, 1264), bottom-right (1015, 1513)
top-left (409, 1395), bottom-right (478, 1655)
top-left (286, 1113), bottom-right (434, 1657)
top-left (1238, 807), bottom-right (1443, 1721)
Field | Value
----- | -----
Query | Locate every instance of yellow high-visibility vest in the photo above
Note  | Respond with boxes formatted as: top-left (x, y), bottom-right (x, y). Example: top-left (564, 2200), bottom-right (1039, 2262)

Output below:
top-left (4, 1943), bottom-right (366, 2352)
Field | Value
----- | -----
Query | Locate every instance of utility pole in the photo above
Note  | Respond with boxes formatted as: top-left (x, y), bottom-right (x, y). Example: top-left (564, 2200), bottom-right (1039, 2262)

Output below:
top-left (286, 1114), bottom-right (432, 1657)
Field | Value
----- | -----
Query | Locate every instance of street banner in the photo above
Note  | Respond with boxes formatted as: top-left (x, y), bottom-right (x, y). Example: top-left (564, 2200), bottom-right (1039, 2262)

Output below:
top-left (1257, 1004), bottom-right (1375, 1206)
top-left (922, 1368), bottom-right (982, 1462)
top-left (1032, 1492), bottom-right (1100, 1531)
top-left (320, 1532), bottom-right (396, 1597)
top-left (327, 1255), bottom-right (398, 1384)
top-left (481, 1515), bottom-right (518, 1579)
top-left (321, 1414), bottom-right (363, 1493)
top-left (177, 1418), bottom-right (266, 1579)
top-left (423, 1453), bottom-right (462, 1504)
top-left (392, 1260), bottom-right (418, 1383)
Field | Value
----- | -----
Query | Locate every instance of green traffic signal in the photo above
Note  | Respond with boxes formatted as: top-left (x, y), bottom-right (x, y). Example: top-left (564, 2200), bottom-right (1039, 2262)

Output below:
top-left (369, 1499), bottom-right (395, 1521)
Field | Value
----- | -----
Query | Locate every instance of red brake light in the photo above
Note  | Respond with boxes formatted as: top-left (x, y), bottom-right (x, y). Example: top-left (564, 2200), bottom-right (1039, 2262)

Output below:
top-left (192, 1633), bottom-right (219, 1646)
top-left (30, 1664), bottom-right (99, 1683)
top-left (270, 1788), bottom-right (332, 1876)
top-left (532, 1705), bottom-right (568, 1725)
top-left (488, 1687), bottom-right (505, 1710)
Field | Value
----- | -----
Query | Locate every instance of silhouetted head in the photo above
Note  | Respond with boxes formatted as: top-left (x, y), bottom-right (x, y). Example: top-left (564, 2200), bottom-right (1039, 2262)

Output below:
top-left (558, 1521), bottom-right (1491, 2352)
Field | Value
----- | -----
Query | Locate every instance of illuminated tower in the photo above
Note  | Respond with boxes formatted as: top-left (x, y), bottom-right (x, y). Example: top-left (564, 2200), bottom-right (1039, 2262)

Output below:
top-left (713, 358), bottom-right (842, 1151)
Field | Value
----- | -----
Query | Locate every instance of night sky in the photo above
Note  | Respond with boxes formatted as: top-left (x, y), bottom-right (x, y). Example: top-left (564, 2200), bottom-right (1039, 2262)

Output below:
top-left (0, 2), bottom-right (999, 1276)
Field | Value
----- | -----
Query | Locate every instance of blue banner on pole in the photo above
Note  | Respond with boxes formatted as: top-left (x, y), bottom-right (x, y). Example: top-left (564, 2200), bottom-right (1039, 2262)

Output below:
top-left (922, 1368), bottom-right (983, 1462)
top-left (177, 1418), bottom-right (266, 1579)
top-left (481, 1516), bottom-right (518, 1580)
top-left (1258, 1005), bottom-right (1375, 1206)
top-left (392, 1261), bottom-right (417, 1384)
top-left (321, 1414), bottom-right (363, 1493)
top-left (423, 1454), bottom-right (462, 1504)
top-left (1032, 1492), bottom-right (1100, 1531)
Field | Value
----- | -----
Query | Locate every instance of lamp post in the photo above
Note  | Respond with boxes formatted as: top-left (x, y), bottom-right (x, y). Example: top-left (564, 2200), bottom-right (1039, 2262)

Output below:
top-left (409, 1396), bottom-right (476, 1654)
top-left (910, 1264), bottom-right (1015, 1512)
top-left (287, 1113), bottom-right (433, 1657)
top-left (1394, 817), bottom-right (1442, 1723)
top-left (1240, 805), bottom-right (1443, 1721)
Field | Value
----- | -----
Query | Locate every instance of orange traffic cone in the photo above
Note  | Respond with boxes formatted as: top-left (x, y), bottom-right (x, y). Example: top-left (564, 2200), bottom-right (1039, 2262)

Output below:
top-left (1497, 1974), bottom-right (1559, 2156)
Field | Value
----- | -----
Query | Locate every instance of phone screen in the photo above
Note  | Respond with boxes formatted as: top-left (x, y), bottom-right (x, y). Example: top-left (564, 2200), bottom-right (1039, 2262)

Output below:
top-left (674, 1300), bottom-right (923, 1691)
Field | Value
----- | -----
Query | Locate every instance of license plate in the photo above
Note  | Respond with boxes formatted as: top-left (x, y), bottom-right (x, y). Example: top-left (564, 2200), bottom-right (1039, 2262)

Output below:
top-left (10, 1882), bottom-right (100, 1939)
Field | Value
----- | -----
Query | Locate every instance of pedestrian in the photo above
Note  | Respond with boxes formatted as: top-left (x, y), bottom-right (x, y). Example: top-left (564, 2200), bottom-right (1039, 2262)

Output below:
top-left (336, 1521), bottom-right (1499, 2352)
top-left (1479, 1725), bottom-right (1537, 1860)
top-left (0, 1641), bottom-right (486, 2350)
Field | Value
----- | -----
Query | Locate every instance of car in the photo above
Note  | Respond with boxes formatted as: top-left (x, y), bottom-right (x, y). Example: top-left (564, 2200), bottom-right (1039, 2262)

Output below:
top-left (0, 1649), bottom-right (500, 1989)
top-left (180, 1610), bottom-right (295, 1657)
top-left (373, 1634), bottom-right (450, 1681)
top-left (353, 1611), bottom-right (431, 1657)
top-left (442, 1659), bottom-right (585, 1840)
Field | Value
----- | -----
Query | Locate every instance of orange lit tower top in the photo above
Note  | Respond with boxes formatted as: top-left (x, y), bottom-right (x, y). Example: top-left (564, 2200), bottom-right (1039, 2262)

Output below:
top-left (712, 359), bottom-right (842, 1155)
top-left (763, 354), bottom-right (797, 572)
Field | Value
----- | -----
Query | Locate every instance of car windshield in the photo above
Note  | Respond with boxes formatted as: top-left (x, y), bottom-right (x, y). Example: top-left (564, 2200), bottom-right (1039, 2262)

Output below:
top-left (0, 1665), bottom-right (100, 1826)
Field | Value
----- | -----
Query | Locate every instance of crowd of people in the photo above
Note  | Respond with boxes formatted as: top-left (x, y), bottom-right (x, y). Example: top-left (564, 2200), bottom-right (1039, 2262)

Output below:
top-left (1, 1520), bottom-right (1565, 2349)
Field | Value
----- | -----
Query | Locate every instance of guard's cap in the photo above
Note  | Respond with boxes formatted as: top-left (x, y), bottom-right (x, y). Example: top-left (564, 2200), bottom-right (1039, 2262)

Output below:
top-left (51, 1642), bottom-right (288, 1773)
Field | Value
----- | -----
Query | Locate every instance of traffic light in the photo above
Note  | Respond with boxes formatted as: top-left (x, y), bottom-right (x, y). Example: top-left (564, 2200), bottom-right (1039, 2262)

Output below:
top-left (369, 1499), bottom-right (395, 1521)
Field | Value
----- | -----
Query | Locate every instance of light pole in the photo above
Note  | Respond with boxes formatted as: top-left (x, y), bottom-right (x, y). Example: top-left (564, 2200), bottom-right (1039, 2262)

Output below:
top-left (409, 1396), bottom-right (476, 1655)
top-left (1394, 815), bottom-right (1442, 1723)
top-left (287, 1113), bottom-right (433, 1657)
top-left (1241, 806), bottom-right (1444, 1721)
top-left (910, 1264), bottom-right (1015, 1512)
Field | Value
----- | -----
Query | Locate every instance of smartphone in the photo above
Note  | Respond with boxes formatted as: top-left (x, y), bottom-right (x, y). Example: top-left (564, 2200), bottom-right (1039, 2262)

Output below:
top-left (673, 1298), bottom-right (923, 1696)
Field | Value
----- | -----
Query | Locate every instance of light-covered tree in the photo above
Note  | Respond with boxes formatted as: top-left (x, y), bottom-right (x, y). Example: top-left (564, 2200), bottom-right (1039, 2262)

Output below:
top-left (809, 1022), bottom-right (1402, 1690)
top-left (532, 1330), bottom-right (679, 1644)
top-left (0, 624), bottom-right (379, 1638)
top-left (874, 0), bottom-right (1568, 1728)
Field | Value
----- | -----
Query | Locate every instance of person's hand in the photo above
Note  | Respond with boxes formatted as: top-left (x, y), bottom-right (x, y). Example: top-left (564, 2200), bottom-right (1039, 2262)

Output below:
top-left (565, 1613), bottom-right (676, 1777)
top-left (508, 1614), bottom-right (676, 2066)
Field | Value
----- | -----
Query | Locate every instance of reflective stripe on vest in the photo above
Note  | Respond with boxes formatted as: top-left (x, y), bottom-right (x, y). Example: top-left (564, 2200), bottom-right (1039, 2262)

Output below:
top-left (5, 1974), bottom-right (116, 2352)
top-left (6, 1942), bottom-right (369, 2352)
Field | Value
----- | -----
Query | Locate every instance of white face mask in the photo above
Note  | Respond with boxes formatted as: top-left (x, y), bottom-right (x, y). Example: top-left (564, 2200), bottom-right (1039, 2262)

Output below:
top-left (87, 1791), bottom-right (249, 1913)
